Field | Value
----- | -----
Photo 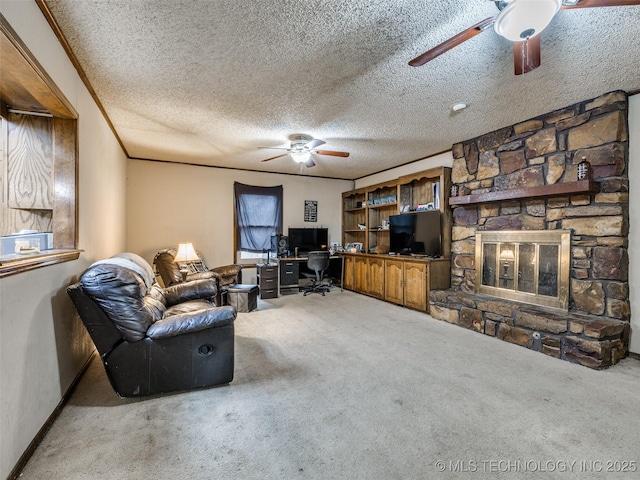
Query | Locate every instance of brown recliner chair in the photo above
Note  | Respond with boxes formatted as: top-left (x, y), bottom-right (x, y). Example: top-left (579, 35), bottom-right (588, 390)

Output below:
top-left (67, 252), bottom-right (236, 397)
top-left (153, 248), bottom-right (242, 305)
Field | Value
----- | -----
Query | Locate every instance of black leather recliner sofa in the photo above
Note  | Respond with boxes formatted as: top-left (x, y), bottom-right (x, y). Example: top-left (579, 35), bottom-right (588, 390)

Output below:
top-left (67, 252), bottom-right (236, 397)
top-left (153, 248), bottom-right (242, 306)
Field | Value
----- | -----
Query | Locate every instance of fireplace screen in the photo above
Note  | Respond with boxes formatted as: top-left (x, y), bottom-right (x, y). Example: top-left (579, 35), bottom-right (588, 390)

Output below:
top-left (475, 230), bottom-right (570, 310)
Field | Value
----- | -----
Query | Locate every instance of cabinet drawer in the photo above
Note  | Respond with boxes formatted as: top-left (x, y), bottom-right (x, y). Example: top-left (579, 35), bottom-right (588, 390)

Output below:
top-left (279, 261), bottom-right (299, 285)
top-left (259, 266), bottom-right (278, 278)
top-left (260, 288), bottom-right (278, 299)
top-left (259, 277), bottom-right (278, 288)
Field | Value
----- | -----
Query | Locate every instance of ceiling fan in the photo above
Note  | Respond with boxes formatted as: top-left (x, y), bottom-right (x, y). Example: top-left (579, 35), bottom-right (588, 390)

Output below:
top-left (409, 0), bottom-right (640, 75)
top-left (259, 134), bottom-right (349, 168)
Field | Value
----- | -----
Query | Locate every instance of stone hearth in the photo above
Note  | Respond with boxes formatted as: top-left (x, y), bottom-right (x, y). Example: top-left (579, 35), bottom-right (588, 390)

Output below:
top-left (430, 290), bottom-right (629, 369)
top-left (430, 91), bottom-right (630, 369)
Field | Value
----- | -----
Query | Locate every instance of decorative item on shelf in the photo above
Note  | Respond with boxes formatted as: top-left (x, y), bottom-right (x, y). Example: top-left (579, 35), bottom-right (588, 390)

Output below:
top-left (416, 203), bottom-right (433, 211)
top-left (450, 184), bottom-right (459, 197)
top-left (329, 242), bottom-right (341, 255)
top-left (357, 223), bottom-right (366, 230)
top-left (174, 242), bottom-right (199, 282)
top-left (577, 156), bottom-right (591, 181)
top-left (346, 242), bottom-right (363, 253)
top-left (432, 182), bottom-right (440, 209)
top-left (374, 245), bottom-right (389, 254)
top-left (381, 219), bottom-right (389, 229)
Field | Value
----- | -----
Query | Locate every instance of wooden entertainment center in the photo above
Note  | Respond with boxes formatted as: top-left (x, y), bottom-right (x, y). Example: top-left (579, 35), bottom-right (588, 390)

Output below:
top-left (341, 167), bottom-right (452, 312)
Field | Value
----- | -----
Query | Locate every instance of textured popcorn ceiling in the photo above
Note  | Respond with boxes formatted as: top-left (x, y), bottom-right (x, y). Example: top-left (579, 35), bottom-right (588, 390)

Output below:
top-left (42, 0), bottom-right (640, 179)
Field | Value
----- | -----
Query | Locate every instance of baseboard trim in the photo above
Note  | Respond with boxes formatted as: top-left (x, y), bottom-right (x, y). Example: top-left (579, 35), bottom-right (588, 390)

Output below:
top-left (7, 350), bottom-right (97, 480)
top-left (629, 352), bottom-right (640, 361)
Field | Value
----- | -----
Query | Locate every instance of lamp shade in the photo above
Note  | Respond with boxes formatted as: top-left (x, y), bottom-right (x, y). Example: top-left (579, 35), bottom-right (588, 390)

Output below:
top-left (494, 0), bottom-right (561, 42)
top-left (500, 249), bottom-right (515, 261)
top-left (174, 242), bottom-right (199, 263)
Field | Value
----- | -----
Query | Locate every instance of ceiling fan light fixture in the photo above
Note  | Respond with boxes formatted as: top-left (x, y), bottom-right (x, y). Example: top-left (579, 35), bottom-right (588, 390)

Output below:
top-left (290, 151), bottom-right (311, 163)
top-left (494, 0), bottom-right (562, 42)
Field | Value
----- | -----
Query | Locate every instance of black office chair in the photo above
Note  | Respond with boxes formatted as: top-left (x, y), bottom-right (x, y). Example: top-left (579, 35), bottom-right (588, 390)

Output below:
top-left (301, 251), bottom-right (332, 296)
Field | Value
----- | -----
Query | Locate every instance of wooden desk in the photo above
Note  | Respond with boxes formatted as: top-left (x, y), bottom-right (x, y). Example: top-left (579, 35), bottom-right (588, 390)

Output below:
top-left (277, 255), bottom-right (345, 295)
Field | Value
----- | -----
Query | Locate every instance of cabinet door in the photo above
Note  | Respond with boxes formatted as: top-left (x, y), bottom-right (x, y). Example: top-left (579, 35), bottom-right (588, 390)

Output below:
top-left (367, 258), bottom-right (385, 299)
top-left (404, 262), bottom-right (427, 311)
top-left (343, 255), bottom-right (356, 290)
top-left (384, 259), bottom-right (404, 305)
top-left (354, 256), bottom-right (368, 293)
top-left (7, 113), bottom-right (54, 210)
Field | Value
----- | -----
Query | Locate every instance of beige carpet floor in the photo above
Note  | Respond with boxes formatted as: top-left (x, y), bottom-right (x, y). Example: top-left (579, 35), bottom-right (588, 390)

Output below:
top-left (18, 289), bottom-right (640, 479)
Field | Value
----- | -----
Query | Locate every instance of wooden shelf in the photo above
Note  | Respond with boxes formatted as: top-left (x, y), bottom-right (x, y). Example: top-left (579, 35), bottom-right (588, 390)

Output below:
top-left (0, 249), bottom-right (81, 278)
top-left (344, 229), bottom-right (366, 233)
top-left (367, 202), bottom-right (398, 209)
top-left (448, 180), bottom-right (599, 206)
top-left (344, 206), bottom-right (366, 212)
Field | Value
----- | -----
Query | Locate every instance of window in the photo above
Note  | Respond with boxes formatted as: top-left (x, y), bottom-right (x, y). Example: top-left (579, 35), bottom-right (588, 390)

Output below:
top-left (234, 182), bottom-right (283, 263)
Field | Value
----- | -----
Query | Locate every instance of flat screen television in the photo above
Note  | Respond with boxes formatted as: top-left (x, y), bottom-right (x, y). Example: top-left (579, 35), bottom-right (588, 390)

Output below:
top-left (389, 210), bottom-right (441, 256)
top-left (288, 227), bottom-right (328, 255)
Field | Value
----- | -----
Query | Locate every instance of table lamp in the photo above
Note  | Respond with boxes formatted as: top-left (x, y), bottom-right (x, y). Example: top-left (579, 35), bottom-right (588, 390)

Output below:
top-left (174, 242), bottom-right (199, 282)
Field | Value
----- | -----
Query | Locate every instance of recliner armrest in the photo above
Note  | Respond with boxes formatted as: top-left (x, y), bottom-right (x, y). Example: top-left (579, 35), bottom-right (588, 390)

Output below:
top-left (186, 271), bottom-right (222, 283)
top-left (147, 305), bottom-right (236, 339)
top-left (162, 279), bottom-right (218, 306)
top-left (210, 264), bottom-right (242, 281)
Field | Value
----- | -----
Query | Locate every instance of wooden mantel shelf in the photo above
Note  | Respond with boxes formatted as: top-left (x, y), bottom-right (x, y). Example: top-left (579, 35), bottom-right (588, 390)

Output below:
top-left (448, 180), bottom-right (599, 206)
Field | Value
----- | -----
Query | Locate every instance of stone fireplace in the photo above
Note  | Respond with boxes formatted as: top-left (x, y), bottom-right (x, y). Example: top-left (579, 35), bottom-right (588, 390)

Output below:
top-left (429, 91), bottom-right (630, 369)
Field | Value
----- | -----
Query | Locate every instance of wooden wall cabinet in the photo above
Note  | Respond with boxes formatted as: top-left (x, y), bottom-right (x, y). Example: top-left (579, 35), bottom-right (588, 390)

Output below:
top-left (343, 253), bottom-right (451, 313)
top-left (342, 188), bottom-right (367, 251)
top-left (343, 254), bottom-right (356, 290)
top-left (385, 258), bottom-right (447, 312)
top-left (384, 259), bottom-right (404, 305)
top-left (404, 262), bottom-right (429, 311)
top-left (367, 256), bottom-right (385, 299)
top-left (353, 255), bottom-right (385, 299)
top-left (342, 167), bottom-right (452, 257)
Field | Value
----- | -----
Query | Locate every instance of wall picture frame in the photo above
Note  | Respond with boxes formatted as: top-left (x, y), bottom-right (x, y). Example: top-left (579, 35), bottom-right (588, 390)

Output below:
top-left (304, 200), bottom-right (317, 222)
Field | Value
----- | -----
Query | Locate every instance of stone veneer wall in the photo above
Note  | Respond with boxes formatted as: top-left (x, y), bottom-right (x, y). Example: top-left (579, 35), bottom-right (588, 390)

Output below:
top-left (429, 91), bottom-right (630, 369)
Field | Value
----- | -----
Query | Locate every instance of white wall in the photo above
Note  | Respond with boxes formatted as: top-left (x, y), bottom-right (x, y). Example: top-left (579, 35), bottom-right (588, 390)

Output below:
top-left (628, 93), bottom-right (639, 355)
top-left (126, 160), bottom-right (353, 283)
top-left (354, 151), bottom-right (453, 189)
top-left (0, 2), bottom-right (128, 478)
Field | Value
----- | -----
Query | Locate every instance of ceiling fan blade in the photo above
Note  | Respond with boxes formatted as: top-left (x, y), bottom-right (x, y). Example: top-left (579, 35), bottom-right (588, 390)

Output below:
top-left (562, 0), bottom-right (640, 9)
top-left (261, 153), bottom-right (289, 162)
top-left (314, 149), bottom-right (350, 157)
top-left (305, 139), bottom-right (325, 149)
top-left (258, 146), bottom-right (290, 151)
top-left (409, 17), bottom-right (495, 67)
top-left (304, 158), bottom-right (316, 168)
top-left (513, 35), bottom-right (541, 75)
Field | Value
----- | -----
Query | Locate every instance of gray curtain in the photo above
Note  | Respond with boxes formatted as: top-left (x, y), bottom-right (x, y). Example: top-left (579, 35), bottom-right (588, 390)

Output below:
top-left (234, 182), bottom-right (283, 253)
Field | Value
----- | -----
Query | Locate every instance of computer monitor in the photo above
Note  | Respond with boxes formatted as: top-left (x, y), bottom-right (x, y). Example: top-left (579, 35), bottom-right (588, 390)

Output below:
top-left (288, 227), bottom-right (328, 255)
